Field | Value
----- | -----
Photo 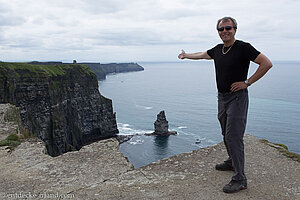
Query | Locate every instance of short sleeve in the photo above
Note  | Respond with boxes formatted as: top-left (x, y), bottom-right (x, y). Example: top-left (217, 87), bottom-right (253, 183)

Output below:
top-left (207, 45), bottom-right (217, 59)
top-left (243, 42), bottom-right (260, 61)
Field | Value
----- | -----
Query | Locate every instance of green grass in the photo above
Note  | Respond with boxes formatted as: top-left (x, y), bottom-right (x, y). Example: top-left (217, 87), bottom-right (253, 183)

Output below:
top-left (260, 139), bottom-right (300, 162)
top-left (0, 62), bottom-right (65, 77)
top-left (273, 143), bottom-right (288, 150)
top-left (0, 134), bottom-right (21, 150)
top-left (0, 62), bottom-right (95, 78)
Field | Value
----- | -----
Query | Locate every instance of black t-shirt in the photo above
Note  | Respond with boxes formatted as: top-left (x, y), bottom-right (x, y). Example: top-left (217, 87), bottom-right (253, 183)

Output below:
top-left (207, 40), bottom-right (260, 93)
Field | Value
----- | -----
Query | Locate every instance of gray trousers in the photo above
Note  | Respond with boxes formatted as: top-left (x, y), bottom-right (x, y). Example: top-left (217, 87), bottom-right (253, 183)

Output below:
top-left (218, 89), bottom-right (248, 181)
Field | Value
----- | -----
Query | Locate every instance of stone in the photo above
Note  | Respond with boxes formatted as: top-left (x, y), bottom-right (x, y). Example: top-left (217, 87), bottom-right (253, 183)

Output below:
top-left (153, 111), bottom-right (177, 136)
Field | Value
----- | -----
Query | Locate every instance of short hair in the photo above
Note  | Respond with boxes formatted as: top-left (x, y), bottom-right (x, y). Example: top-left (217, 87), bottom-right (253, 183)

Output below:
top-left (216, 17), bottom-right (237, 29)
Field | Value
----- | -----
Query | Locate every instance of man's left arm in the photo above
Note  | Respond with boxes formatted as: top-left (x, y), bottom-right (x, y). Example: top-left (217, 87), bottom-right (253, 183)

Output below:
top-left (230, 53), bottom-right (273, 92)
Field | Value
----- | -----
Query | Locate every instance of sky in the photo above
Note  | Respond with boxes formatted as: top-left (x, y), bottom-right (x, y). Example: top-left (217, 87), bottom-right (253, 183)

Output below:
top-left (1, 0), bottom-right (300, 63)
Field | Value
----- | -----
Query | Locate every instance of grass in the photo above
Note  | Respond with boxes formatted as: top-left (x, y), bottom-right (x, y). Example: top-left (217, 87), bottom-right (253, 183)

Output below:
top-left (0, 130), bottom-right (34, 151)
top-left (0, 62), bottom-right (95, 78)
top-left (260, 139), bottom-right (300, 162)
top-left (0, 134), bottom-right (21, 150)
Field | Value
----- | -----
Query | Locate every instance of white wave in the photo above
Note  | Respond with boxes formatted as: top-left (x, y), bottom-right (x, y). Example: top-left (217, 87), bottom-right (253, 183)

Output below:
top-left (129, 136), bottom-right (144, 145)
top-left (117, 123), bottom-right (153, 136)
top-left (129, 139), bottom-right (144, 145)
top-left (135, 104), bottom-right (153, 110)
top-left (118, 123), bottom-right (130, 127)
top-left (178, 126), bottom-right (187, 129)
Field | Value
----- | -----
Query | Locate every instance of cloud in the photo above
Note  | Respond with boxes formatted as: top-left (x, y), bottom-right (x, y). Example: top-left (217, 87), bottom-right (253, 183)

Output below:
top-left (0, 0), bottom-right (300, 62)
top-left (0, 14), bottom-right (25, 26)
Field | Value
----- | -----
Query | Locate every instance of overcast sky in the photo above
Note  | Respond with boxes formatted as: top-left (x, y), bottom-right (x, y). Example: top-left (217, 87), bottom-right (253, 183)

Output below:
top-left (1, 0), bottom-right (299, 62)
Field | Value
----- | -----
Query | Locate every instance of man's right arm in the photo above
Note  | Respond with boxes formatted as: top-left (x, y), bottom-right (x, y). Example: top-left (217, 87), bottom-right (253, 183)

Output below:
top-left (178, 50), bottom-right (212, 60)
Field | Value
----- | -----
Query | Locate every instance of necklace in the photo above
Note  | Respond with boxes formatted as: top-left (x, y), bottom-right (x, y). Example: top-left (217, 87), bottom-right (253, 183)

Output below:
top-left (222, 45), bottom-right (233, 54)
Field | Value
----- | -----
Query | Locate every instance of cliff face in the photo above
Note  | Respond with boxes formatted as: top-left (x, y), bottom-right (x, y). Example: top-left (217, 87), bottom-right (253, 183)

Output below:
top-left (0, 62), bottom-right (118, 156)
top-left (101, 63), bottom-right (144, 74)
top-left (80, 63), bottom-right (106, 80)
top-left (80, 62), bottom-right (144, 80)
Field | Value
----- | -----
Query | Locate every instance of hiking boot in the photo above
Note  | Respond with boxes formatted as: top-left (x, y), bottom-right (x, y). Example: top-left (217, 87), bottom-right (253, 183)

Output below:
top-left (223, 180), bottom-right (247, 193)
top-left (215, 162), bottom-right (234, 171)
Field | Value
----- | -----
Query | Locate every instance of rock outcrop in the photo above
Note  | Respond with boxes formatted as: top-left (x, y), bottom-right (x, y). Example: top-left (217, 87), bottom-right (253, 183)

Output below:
top-left (153, 111), bottom-right (177, 136)
top-left (1, 134), bottom-right (299, 199)
top-left (0, 104), bottom-right (23, 141)
top-left (0, 62), bottom-right (118, 156)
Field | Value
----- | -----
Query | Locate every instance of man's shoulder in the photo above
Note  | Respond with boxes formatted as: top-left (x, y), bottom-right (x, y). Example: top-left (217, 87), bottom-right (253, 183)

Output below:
top-left (210, 43), bottom-right (222, 50)
top-left (235, 40), bottom-right (261, 60)
top-left (235, 40), bottom-right (252, 47)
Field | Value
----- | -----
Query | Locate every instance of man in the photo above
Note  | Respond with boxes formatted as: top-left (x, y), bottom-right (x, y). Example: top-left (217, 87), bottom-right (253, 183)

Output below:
top-left (178, 16), bottom-right (272, 193)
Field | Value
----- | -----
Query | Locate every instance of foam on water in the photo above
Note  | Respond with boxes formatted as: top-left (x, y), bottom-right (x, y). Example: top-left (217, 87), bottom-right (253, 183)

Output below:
top-left (178, 126), bottom-right (187, 129)
top-left (117, 123), bottom-right (153, 136)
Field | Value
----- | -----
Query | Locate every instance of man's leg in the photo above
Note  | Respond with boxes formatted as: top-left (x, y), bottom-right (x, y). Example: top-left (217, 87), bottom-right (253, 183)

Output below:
top-left (223, 90), bottom-right (248, 193)
top-left (216, 94), bottom-right (233, 170)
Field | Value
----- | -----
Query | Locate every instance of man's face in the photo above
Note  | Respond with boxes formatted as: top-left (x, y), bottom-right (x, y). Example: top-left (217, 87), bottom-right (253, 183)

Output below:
top-left (217, 20), bottom-right (236, 43)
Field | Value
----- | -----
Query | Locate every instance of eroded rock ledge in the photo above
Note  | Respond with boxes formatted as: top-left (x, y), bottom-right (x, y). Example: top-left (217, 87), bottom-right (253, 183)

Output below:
top-left (0, 134), bottom-right (299, 200)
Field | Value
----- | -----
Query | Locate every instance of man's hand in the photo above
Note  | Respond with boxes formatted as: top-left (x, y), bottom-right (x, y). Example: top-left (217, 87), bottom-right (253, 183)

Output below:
top-left (230, 81), bottom-right (248, 92)
top-left (178, 50), bottom-right (211, 60)
top-left (178, 50), bottom-right (186, 59)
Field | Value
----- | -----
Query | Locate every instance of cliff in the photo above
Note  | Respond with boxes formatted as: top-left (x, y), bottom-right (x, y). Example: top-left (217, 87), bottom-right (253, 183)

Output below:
top-left (83, 62), bottom-right (144, 80)
top-left (101, 62), bottom-right (144, 74)
top-left (29, 61), bottom-right (144, 81)
top-left (0, 62), bottom-right (118, 156)
top-left (0, 133), bottom-right (299, 199)
top-left (79, 63), bottom-right (106, 80)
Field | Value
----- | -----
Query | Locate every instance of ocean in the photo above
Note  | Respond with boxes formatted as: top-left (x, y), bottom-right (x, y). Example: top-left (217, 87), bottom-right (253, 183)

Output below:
top-left (98, 61), bottom-right (300, 168)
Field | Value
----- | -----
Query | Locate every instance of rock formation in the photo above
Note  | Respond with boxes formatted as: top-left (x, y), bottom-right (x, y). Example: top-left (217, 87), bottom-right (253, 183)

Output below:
top-left (0, 62), bottom-right (119, 156)
top-left (153, 111), bottom-right (177, 136)
top-left (0, 104), bottom-right (23, 141)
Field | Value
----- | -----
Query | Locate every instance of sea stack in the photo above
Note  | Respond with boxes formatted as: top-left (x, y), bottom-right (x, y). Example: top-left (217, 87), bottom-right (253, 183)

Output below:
top-left (153, 111), bottom-right (177, 136)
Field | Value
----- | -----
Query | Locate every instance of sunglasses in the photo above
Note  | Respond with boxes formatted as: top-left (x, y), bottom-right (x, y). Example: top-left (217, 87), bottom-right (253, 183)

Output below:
top-left (217, 26), bottom-right (236, 32)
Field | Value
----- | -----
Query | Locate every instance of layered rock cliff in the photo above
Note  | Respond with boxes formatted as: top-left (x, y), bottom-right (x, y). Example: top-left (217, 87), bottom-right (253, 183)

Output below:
top-left (100, 62), bottom-right (144, 75)
top-left (0, 62), bottom-right (118, 156)
top-left (82, 62), bottom-right (144, 80)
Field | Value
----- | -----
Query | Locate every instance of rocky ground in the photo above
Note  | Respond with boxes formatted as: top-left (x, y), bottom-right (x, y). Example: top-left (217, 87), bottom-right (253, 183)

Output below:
top-left (0, 134), bottom-right (299, 200)
top-left (0, 104), bottom-right (299, 200)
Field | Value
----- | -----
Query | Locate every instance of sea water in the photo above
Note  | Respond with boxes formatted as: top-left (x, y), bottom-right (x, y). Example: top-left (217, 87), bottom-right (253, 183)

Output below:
top-left (99, 61), bottom-right (300, 168)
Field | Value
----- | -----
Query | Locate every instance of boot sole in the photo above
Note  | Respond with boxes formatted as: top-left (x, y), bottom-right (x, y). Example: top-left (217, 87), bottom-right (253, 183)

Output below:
top-left (223, 186), bottom-right (247, 193)
top-left (215, 167), bottom-right (234, 171)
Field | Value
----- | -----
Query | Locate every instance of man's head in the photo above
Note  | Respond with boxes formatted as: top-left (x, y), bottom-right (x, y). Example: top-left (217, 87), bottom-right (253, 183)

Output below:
top-left (216, 17), bottom-right (237, 45)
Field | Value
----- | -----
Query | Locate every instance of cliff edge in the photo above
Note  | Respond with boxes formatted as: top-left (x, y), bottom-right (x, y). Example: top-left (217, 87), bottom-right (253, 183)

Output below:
top-left (29, 61), bottom-right (145, 81)
top-left (0, 132), bottom-right (299, 199)
top-left (0, 62), bottom-right (118, 156)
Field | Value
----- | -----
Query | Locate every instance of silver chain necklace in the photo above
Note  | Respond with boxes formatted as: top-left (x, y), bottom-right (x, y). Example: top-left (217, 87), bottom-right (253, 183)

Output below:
top-left (222, 45), bottom-right (233, 54)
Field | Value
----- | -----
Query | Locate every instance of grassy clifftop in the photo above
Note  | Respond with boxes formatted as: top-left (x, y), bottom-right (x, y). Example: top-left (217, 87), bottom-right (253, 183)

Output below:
top-left (0, 62), bottom-right (95, 78)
